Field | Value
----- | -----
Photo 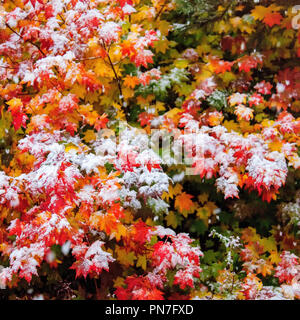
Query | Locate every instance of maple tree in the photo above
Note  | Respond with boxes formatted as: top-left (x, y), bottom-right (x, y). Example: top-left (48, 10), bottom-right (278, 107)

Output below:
top-left (0, 0), bottom-right (299, 300)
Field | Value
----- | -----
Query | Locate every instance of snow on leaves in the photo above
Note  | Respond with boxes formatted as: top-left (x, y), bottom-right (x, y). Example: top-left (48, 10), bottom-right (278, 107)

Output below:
top-left (71, 241), bottom-right (115, 278)
top-left (115, 228), bottom-right (203, 299)
top-left (0, 0), bottom-right (299, 301)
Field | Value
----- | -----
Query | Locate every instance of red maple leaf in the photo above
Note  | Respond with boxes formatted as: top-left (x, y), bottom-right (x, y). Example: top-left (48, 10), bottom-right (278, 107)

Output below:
top-left (210, 58), bottom-right (234, 74)
top-left (263, 12), bottom-right (283, 27)
top-left (138, 112), bottom-right (154, 127)
top-left (94, 113), bottom-right (109, 131)
top-left (238, 54), bottom-right (263, 73)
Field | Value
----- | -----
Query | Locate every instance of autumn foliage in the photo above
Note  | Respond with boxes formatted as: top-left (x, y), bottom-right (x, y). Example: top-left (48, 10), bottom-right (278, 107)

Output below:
top-left (0, 0), bottom-right (299, 300)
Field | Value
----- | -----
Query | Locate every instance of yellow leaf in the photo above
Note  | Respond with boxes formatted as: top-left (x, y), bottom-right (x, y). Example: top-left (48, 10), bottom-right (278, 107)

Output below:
top-left (116, 247), bottom-right (136, 267)
top-left (251, 4), bottom-right (281, 21)
top-left (113, 277), bottom-right (125, 288)
top-left (94, 60), bottom-right (114, 78)
top-left (116, 109), bottom-right (126, 120)
top-left (223, 120), bottom-right (240, 133)
top-left (88, 37), bottom-right (98, 49)
top-left (83, 130), bottom-right (96, 143)
top-left (261, 119), bottom-right (274, 128)
top-left (122, 87), bottom-right (135, 100)
top-left (259, 237), bottom-right (277, 253)
top-left (136, 94), bottom-right (155, 105)
top-left (65, 145), bottom-right (78, 153)
top-left (230, 17), bottom-right (242, 28)
top-left (239, 23), bottom-right (254, 34)
top-left (165, 211), bottom-right (179, 229)
top-left (131, 6), bottom-right (154, 23)
top-left (155, 101), bottom-right (166, 112)
top-left (162, 183), bottom-right (181, 201)
top-left (196, 44), bottom-right (212, 57)
top-left (157, 20), bottom-right (172, 36)
top-left (165, 107), bottom-right (182, 120)
top-left (194, 69), bottom-right (213, 83)
top-left (136, 255), bottom-right (147, 271)
top-left (205, 201), bottom-right (218, 214)
top-left (221, 72), bottom-right (236, 86)
top-left (196, 207), bottom-right (209, 220)
top-left (198, 193), bottom-right (209, 204)
top-left (268, 141), bottom-right (283, 152)
top-left (154, 39), bottom-right (170, 54)
top-left (115, 224), bottom-right (127, 242)
top-left (213, 20), bottom-right (231, 34)
top-left (257, 261), bottom-right (273, 277)
top-left (7, 98), bottom-right (22, 110)
top-left (109, 45), bottom-right (122, 63)
top-left (251, 6), bottom-right (271, 21)
top-left (86, 91), bottom-right (100, 104)
top-left (145, 217), bottom-right (155, 227)
top-left (173, 183), bottom-right (183, 195)
top-left (70, 84), bottom-right (86, 99)
top-left (269, 251), bottom-right (281, 264)
top-left (174, 59), bottom-right (189, 69)
top-left (122, 209), bottom-right (134, 224)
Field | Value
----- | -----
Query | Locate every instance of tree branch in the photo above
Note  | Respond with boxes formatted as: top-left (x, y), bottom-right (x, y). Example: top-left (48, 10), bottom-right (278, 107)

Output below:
top-left (5, 23), bottom-right (46, 57)
top-left (101, 41), bottom-right (129, 121)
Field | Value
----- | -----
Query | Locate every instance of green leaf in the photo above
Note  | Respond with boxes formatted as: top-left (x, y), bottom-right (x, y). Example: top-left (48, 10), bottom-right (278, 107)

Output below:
top-left (202, 249), bottom-right (218, 264)
top-left (190, 220), bottom-right (207, 235)
top-left (207, 90), bottom-right (228, 110)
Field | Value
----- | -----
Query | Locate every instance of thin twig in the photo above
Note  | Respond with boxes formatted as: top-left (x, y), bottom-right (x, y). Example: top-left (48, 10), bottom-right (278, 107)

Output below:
top-left (5, 23), bottom-right (46, 57)
top-left (154, 2), bottom-right (167, 21)
top-left (102, 41), bottom-right (129, 120)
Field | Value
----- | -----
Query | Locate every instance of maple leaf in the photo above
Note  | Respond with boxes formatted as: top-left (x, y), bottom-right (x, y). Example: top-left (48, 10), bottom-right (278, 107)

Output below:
top-left (71, 241), bottom-right (115, 278)
top-left (132, 221), bottom-right (152, 246)
top-left (241, 273), bottom-right (262, 299)
top-left (269, 251), bottom-right (281, 264)
top-left (118, 0), bottom-right (133, 8)
top-left (132, 50), bottom-right (154, 68)
top-left (117, 248), bottom-right (136, 267)
top-left (228, 93), bottom-right (247, 106)
top-left (123, 75), bottom-right (140, 88)
top-left (256, 260), bottom-right (274, 277)
top-left (165, 211), bottom-right (180, 229)
top-left (237, 54), bottom-right (263, 73)
top-left (7, 98), bottom-right (28, 130)
top-left (94, 113), bottom-right (109, 131)
top-left (173, 266), bottom-right (200, 290)
top-left (1, 0), bottom-right (300, 299)
top-left (234, 105), bottom-right (254, 121)
top-left (209, 58), bottom-right (234, 74)
top-left (136, 255), bottom-right (147, 271)
top-left (251, 6), bottom-right (271, 20)
top-left (115, 275), bottom-right (164, 300)
top-left (254, 80), bottom-right (273, 94)
top-left (275, 251), bottom-right (300, 284)
top-left (24, 0), bottom-right (44, 7)
top-left (251, 5), bottom-right (281, 21)
top-left (196, 194), bottom-right (208, 206)
top-left (115, 224), bottom-right (127, 242)
top-left (138, 112), bottom-right (154, 127)
top-left (263, 12), bottom-right (283, 27)
top-left (83, 129), bottom-right (96, 143)
top-left (248, 93), bottom-right (263, 107)
top-left (174, 192), bottom-right (196, 216)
